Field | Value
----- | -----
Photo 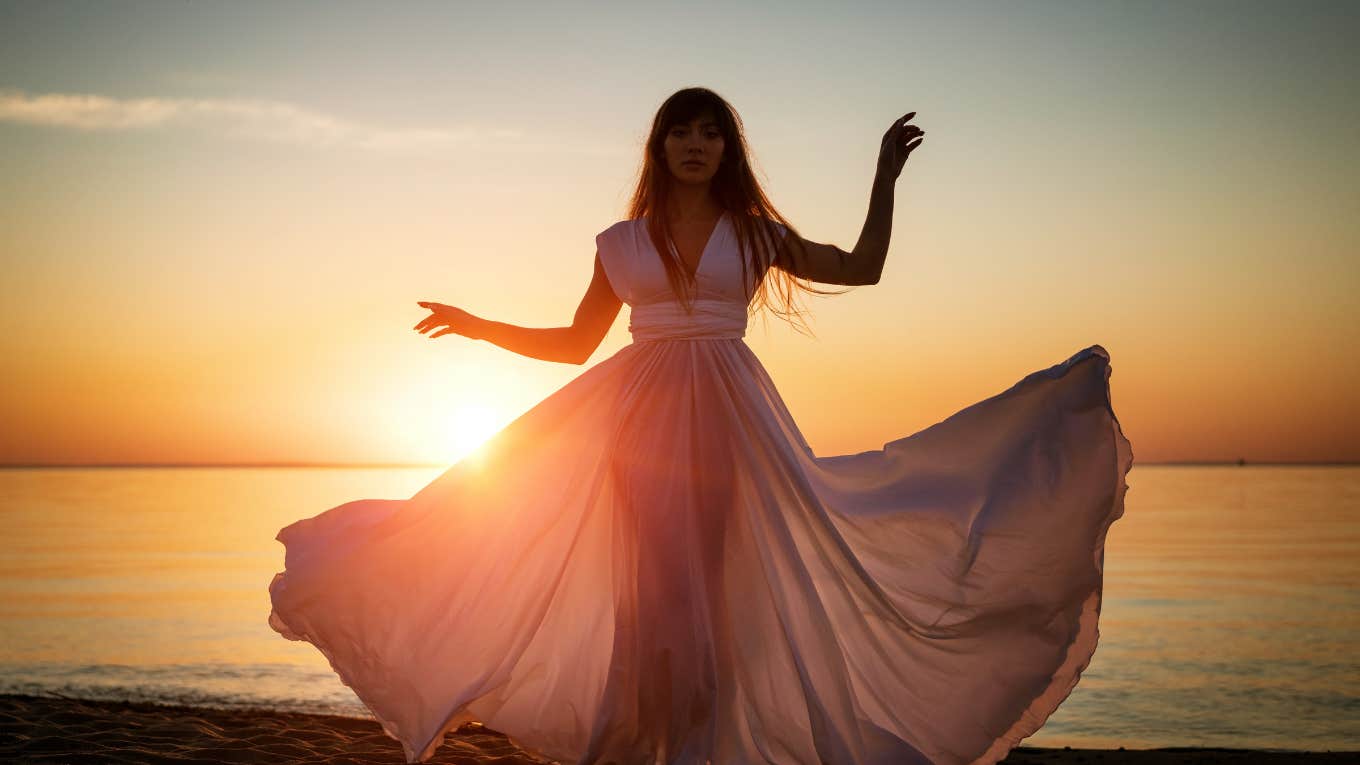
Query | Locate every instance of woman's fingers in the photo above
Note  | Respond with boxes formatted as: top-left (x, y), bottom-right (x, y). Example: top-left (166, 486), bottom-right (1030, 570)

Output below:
top-left (414, 312), bottom-right (441, 331)
top-left (414, 301), bottom-right (469, 338)
top-left (416, 318), bottom-right (450, 336)
top-left (877, 111), bottom-right (926, 177)
top-left (414, 302), bottom-right (433, 331)
top-left (882, 112), bottom-right (923, 162)
top-left (414, 310), bottom-right (446, 334)
top-left (883, 111), bottom-right (917, 139)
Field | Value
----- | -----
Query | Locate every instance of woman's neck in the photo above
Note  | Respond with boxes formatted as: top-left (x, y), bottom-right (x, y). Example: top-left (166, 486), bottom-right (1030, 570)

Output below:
top-left (665, 185), bottom-right (722, 223)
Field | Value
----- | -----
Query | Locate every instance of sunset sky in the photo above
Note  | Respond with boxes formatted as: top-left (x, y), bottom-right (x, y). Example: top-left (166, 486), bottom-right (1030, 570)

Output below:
top-left (2, 0), bottom-right (1356, 466)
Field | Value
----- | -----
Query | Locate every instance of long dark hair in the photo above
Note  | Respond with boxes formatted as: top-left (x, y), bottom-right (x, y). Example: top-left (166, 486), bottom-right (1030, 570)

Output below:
top-left (625, 87), bottom-right (845, 335)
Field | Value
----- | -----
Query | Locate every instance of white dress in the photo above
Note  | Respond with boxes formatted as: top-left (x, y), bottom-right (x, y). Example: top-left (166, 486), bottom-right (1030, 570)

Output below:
top-left (269, 211), bottom-right (1134, 765)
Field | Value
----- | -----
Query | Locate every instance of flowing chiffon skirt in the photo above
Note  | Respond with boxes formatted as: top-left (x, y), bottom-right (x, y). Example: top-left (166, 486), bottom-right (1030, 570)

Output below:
top-left (268, 340), bottom-right (1132, 765)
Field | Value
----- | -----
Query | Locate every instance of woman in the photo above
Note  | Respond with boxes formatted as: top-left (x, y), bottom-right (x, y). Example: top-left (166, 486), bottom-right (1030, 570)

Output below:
top-left (269, 87), bottom-right (1133, 765)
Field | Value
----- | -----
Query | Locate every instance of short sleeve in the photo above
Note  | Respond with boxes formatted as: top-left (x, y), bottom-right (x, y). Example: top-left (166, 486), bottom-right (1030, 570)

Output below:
top-left (595, 220), bottom-right (633, 304)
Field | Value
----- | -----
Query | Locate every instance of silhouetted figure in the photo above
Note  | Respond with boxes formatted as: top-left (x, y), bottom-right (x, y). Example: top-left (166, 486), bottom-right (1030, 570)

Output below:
top-left (270, 87), bottom-right (1133, 765)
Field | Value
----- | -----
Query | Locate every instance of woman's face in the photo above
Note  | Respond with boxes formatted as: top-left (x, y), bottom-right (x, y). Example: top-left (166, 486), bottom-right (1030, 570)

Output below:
top-left (661, 112), bottom-right (725, 187)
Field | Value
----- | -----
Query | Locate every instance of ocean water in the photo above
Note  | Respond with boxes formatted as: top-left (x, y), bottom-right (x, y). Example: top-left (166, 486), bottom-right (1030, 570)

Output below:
top-left (0, 465), bottom-right (1356, 753)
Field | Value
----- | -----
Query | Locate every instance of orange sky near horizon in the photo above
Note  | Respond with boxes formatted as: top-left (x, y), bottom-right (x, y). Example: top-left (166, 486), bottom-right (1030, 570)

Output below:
top-left (2, 2), bottom-right (1357, 466)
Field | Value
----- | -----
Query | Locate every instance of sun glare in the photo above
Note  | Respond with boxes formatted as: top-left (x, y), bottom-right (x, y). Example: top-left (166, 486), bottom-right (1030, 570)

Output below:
top-left (448, 403), bottom-right (503, 462)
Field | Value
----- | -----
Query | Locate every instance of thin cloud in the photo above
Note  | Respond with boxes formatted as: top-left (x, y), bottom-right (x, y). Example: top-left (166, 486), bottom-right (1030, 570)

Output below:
top-left (0, 87), bottom-right (523, 153)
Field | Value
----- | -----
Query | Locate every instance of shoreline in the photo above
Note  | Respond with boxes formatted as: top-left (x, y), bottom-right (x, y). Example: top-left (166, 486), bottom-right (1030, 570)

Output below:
top-left (2, 693), bottom-right (1354, 764)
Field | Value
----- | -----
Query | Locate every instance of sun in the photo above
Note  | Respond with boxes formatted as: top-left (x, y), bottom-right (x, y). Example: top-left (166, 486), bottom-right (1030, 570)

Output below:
top-left (447, 403), bottom-right (504, 462)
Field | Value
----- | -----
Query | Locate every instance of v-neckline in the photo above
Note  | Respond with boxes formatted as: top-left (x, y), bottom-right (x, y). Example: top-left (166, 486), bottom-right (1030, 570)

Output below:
top-left (668, 210), bottom-right (727, 281)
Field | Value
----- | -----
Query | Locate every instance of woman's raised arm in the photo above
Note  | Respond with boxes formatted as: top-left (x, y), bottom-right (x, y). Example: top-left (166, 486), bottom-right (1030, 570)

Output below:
top-left (774, 110), bottom-right (923, 286)
top-left (414, 252), bottom-right (623, 365)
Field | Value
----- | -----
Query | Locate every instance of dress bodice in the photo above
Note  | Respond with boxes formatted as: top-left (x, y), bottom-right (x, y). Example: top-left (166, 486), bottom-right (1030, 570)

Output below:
top-left (595, 213), bottom-right (784, 342)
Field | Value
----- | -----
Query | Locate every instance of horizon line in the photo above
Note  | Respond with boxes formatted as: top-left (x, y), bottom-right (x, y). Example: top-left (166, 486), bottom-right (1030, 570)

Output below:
top-left (1, 460), bottom-right (1358, 470)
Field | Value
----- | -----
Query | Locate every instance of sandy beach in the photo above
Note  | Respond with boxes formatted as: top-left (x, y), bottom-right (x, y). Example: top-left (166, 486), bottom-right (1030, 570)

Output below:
top-left (1, 693), bottom-right (1352, 764)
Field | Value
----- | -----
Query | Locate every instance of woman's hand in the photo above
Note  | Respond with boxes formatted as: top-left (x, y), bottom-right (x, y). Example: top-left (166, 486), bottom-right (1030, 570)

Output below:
top-left (876, 111), bottom-right (925, 181)
top-left (414, 301), bottom-right (483, 339)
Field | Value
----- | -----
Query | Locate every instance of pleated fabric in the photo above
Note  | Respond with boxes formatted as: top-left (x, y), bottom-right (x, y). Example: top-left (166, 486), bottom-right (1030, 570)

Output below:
top-left (269, 213), bottom-right (1133, 765)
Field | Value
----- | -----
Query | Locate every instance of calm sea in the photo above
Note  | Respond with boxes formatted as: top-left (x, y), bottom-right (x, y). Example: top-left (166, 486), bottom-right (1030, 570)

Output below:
top-left (1, 465), bottom-right (1356, 752)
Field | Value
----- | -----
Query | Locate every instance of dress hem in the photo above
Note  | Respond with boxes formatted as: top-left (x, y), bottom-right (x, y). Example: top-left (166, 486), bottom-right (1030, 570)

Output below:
top-left (966, 344), bottom-right (1134, 765)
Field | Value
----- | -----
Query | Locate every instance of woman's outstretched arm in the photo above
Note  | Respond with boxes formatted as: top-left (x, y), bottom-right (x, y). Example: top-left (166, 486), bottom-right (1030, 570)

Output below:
top-left (774, 110), bottom-right (924, 286)
top-left (414, 253), bottom-right (622, 365)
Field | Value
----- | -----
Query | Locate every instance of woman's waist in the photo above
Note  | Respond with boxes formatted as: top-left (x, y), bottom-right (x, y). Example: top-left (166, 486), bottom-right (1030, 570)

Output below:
top-left (628, 298), bottom-right (749, 342)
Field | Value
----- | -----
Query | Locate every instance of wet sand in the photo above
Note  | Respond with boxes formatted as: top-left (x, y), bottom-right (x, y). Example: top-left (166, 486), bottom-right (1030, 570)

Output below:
top-left (1, 693), bottom-right (1352, 764)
